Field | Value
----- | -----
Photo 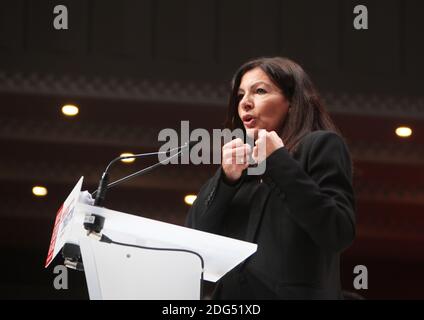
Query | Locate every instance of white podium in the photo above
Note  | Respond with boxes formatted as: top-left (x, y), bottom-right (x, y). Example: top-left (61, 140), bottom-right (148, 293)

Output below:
top-left (80, 237), bottom-right (203, 300)
top-left (45, 177), bottom-right (257, 300)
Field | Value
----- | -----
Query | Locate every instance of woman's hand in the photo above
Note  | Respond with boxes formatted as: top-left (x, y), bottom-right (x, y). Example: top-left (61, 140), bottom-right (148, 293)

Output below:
top-left (222, 138), bottom-right (252, 183)
top-left (252, 130), bottom-right (285, 163)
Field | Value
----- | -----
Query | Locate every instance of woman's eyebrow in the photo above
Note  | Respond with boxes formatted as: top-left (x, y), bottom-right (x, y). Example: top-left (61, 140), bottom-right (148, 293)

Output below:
top-left (238, 81), bottom-right (271, 92)
top-left (250, 81), bottom-right (269, 87)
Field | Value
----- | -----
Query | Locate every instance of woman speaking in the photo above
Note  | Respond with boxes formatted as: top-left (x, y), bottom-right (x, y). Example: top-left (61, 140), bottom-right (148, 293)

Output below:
top-left (186, 57), bottom-right (356, 299)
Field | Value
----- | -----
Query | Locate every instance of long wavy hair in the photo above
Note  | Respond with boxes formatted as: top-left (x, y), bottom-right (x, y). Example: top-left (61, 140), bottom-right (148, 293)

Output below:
top-left (225, 57), bottom-right (341, 155)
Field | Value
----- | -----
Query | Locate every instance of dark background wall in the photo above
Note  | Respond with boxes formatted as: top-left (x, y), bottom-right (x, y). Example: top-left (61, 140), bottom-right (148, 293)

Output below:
top-left (0, 0), bottom-right (423, 299)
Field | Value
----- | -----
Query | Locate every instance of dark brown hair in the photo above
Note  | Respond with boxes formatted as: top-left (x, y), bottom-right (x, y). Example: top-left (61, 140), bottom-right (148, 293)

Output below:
top-left (225, 57), bottom-right (340, 155)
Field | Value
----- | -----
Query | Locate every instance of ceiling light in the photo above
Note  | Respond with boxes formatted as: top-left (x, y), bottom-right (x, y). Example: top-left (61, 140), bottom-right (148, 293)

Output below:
top-left (184, 194), bottom-right (197, 205)
top-left (61, 104), bottom-right (79, 116)
top-left (120, 153), bottom-right (136, 163)
top-left (395, 126), bottom-right (412, 138)
top-left (32, 186), bottom-right (48, 197)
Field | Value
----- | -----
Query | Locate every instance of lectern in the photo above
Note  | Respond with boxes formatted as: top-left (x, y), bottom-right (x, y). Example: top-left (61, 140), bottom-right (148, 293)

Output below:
top-left (45, 177), bottom-right (257, 300)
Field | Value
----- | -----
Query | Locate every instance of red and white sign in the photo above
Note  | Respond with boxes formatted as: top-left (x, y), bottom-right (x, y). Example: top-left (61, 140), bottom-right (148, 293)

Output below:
top-left (45, 177), bottom-right (84, 268)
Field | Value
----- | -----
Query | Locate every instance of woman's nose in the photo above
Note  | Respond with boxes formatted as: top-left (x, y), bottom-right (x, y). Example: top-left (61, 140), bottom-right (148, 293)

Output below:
top-left (240, 95), bottom-right (253, 111)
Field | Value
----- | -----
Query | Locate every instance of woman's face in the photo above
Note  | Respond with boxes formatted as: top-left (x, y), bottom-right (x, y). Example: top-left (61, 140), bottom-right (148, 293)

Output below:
top-left (237, 67), bottom-right (290, 135)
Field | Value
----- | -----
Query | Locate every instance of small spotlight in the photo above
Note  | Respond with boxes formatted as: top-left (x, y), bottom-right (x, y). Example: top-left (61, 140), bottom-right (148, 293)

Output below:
top-left (184, 194), bottom-right (197, 206)
top-left (395, 126), bottom-right (412, 138)
top-left (32, 186), bottom-right (48, 197)
top-left (120, 153), bottom-right (136, 163)
top-left (61, 104), bottom-right (79, 116)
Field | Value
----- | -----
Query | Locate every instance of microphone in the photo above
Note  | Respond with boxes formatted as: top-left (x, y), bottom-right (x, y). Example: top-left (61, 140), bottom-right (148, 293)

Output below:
top-left (84, 141), bottom-right (194, 237)
top-left (92, 142), bottom-right (192, 201)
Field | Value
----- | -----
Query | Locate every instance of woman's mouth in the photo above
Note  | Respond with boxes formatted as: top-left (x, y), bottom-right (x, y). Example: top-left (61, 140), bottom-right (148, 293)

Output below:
top-left (242, 115), bottom-right (256, 128)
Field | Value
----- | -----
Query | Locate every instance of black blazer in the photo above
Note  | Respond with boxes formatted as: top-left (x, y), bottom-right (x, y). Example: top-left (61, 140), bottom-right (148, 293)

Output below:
top-left (186, 130), bottom-right (356, 299)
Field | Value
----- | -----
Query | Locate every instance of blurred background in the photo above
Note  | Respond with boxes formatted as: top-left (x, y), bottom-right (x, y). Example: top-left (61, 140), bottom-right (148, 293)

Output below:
top-left (0, 0), bottom-right (423, 299)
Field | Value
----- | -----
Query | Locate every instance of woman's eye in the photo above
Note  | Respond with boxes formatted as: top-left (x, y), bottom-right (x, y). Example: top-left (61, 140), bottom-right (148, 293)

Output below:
top-left (237, 93), bottom-right (244, 100)
top-left (256, 88), bottom-right (267, 94)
